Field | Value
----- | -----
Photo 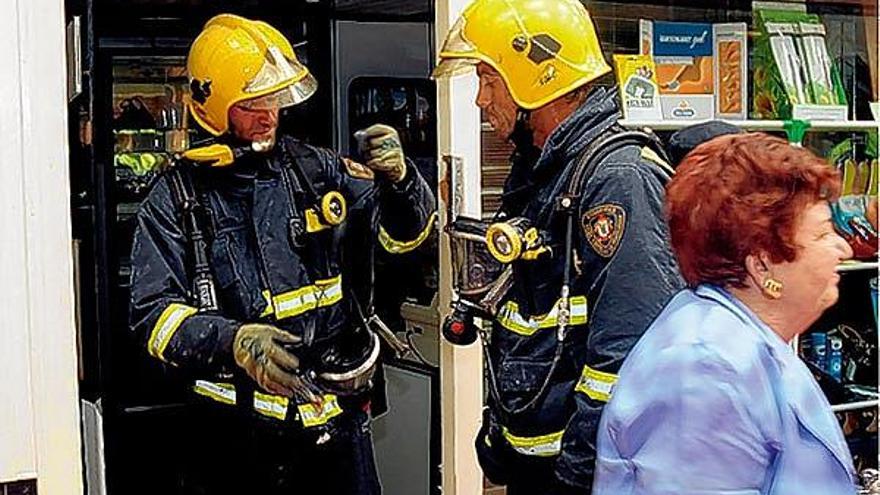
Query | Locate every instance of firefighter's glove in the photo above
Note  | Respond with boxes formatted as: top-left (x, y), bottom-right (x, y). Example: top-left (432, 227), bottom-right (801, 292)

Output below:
top-left (832, 195), bottom-right (878, 259)
top-left (358, 124), bottom-right (407, 183)
top-left (233, 324), bottom-right (320, 402)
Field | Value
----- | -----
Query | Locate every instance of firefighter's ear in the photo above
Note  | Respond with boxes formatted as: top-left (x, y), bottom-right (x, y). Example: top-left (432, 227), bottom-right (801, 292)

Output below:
top-left (182, 144), bottom-right (236, 167)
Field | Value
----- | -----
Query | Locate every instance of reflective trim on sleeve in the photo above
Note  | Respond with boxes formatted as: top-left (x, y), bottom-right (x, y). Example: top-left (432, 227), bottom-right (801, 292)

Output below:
top-left (495, 296), bottom-right (588, 336)
top-left (254, 391), bottom-right (290, 420)
top-left (147, 303), bottom-right (198, 362)
top-left (193, 380), bottom-right (237, 406)
top-left (574, 364), bottom-right (618, 402)
top-left (272, 275), bottom-right (343, 320)
top-left (501, 427), bottom-right (564, 457)
top-left (378, 211), bottom-right (437, 254)
top-left (640, 146), bottom-right (675, 176)
top-left (297, 394), bottom-right (344, 428)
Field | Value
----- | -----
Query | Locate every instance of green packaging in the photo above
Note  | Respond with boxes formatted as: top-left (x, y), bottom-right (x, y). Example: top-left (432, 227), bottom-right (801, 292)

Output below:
top-left (752, 8), bottom-right (848, 119)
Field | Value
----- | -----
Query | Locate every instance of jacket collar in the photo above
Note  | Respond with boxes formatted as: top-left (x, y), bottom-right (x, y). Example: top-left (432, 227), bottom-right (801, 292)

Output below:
top-left (694, 284), bottom-right (790, 355)
top-left (694, 284), bottom-right (856, 478)
top-left (530, 86), bottom-right (622, 180)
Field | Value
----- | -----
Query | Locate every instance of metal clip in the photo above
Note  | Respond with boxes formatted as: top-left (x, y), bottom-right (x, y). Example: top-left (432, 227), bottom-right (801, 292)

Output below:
top-left (367, 314), bottom-right (411, 359)
top-left (288, 217), bottom-right (305, 248)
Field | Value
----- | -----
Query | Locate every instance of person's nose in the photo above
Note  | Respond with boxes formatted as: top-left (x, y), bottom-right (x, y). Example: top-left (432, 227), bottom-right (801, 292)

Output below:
top-left (258, 108), bottom-right (279, 127)
top-left (475, 80), bottom-right (491, 110)
top-left (835, 231), bottom-right (854, 261)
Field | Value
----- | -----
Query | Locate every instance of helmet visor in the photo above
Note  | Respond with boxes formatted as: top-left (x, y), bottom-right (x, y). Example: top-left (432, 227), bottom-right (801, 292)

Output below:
top-left (242, 45), bottom-right (318, 107)
top-left (238, 73), bottom-right (318, 110)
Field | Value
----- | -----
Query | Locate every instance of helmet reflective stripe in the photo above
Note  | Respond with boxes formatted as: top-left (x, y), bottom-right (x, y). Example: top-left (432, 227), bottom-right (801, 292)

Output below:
top-left (434, 0), bottom-right (611, 110)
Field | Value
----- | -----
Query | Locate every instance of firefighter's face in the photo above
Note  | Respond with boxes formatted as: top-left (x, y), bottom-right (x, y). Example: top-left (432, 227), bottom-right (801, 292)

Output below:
top-left (475, 63), bottom-right (518, 140)
top-left (228, 102), bottom-right (280, 146)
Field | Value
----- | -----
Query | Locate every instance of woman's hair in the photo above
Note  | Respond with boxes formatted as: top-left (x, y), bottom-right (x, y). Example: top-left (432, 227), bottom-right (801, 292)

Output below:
top-left (666, 132), bottom-right (840, 288)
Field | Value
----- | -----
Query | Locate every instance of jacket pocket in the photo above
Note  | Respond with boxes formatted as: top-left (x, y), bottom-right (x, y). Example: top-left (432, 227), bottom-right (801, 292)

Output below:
top-left (498, 357), bottom-right (555, 413)
top-left (209, 232), bottom-right (259, 318)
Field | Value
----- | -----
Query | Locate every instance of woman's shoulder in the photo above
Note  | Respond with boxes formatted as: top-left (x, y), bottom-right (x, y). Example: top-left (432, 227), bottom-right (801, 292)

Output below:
top-left (637, 289), bottom-right (776, 378)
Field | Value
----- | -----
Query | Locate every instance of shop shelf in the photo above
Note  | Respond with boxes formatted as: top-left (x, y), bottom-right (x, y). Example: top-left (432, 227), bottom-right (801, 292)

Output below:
top-left (837, 261), bottom-right (880, 273)
top-left (831, 399), bottom-right (879, 412)
top-left (619, 119), bottom-right (879, 132)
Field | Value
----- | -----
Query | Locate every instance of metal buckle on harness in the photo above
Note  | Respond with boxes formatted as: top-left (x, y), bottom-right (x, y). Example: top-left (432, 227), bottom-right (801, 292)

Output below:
top-left (288, 217), bottom-right (305, 248)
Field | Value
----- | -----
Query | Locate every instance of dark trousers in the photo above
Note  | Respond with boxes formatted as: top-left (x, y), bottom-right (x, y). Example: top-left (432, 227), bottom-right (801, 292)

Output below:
top-left (178, 402), bottom-right (381, 495)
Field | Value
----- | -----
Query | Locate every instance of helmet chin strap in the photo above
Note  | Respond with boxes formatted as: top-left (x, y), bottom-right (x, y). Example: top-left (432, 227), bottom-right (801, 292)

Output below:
top-left (508, 108), bottom-right (534, 147)
top-left (499, 108), bottom-right (542, 216)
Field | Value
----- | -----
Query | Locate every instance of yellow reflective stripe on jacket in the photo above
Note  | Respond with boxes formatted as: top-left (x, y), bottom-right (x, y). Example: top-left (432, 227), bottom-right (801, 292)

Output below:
top-left (496, 296), bottom-right (588, 336)
top-left (378, 211), bottom-right (437, 254)
top-left (193, 380), bottom-right (237, 405)
top-left (192, 382), bottom-right (344, 424)
top-left (272, 275), bottom-right (343, 320)
top-left (502, 427), bottom-right (564, 457)
top-left (640, 146), bottom-right (675, 177)
top-left (254, 391), bottom-right (289, 420)
top-left (147, 303), bottom-right (198, 361)
top-left (297, 394), bottom-right (343, 428)
top-left (193, 382), bottom-right (289, 422)
top-left (574, 364), bottom-right (618, 402)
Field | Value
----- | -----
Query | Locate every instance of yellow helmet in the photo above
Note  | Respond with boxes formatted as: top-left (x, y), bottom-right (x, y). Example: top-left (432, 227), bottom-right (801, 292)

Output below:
top-left (433, 0), bottom-right (611, 110)
top-left (186, 14), bottom-right (317, 136)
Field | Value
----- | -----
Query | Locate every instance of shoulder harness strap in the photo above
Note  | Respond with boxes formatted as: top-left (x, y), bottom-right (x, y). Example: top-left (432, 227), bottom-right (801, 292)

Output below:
top-left (166, 164), bottom-right (219, 311)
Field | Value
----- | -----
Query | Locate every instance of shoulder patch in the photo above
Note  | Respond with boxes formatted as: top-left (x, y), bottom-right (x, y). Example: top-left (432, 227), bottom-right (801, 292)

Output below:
top-left (581, 204), bottom-right (626, 258)
top-left (342, 157), bottom-right (375, 180)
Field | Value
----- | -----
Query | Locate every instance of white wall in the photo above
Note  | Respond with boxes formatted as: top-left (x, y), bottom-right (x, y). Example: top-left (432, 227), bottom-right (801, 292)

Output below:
top-left (0, 0), bottom-right (84, 492)
top-left (435, 0), bottom-right (484, 493)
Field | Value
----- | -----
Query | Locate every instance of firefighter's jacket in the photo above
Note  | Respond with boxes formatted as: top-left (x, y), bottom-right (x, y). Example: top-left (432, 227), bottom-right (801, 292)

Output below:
top-left (129, 135), bottom-right (435, 424)
top-left (477, 87), bottom-right (685, 490)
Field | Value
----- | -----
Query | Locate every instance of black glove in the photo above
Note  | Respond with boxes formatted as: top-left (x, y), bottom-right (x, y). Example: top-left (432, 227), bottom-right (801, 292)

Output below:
top-left (233, 323), bottom-right (320, 402)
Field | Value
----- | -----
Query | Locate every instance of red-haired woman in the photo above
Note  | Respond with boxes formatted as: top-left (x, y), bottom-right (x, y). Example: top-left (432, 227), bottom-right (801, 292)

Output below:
top-left (592, 133), bottom-right (856, 494)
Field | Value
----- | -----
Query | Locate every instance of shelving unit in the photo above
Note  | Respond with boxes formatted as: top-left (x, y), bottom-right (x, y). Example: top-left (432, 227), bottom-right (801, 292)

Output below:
top-left (832, 399), bottom-right (880, 413)
top-left (839, 261), bottom-right (880, 273)
top-left (620, 119), bottom-right (880, 132)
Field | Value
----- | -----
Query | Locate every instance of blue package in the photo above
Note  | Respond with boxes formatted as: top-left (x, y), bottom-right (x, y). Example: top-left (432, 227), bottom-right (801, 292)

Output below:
top-left (652, 22), bottom-right (714, 57)
top-left (812, 332), bottom-right (827, 371)
top-left (828, 336), bottom-right (843, 382)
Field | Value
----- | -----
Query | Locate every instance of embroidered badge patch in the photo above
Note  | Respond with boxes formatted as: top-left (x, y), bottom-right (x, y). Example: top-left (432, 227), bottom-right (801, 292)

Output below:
top-left (342, 158), bottom-right (375, 180)
top-left (582, 204), bottom-right (626, 258)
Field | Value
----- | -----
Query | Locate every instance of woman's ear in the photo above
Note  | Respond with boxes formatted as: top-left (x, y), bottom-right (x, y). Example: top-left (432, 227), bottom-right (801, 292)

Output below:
top-left (743, 252), bottom-right (770, 288)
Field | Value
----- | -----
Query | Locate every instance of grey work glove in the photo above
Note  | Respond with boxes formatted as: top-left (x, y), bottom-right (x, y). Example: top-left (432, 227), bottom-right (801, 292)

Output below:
top-left (358, 124), bottom-right (407, 183)
top-left (233, 323), bottom-right (320, 402)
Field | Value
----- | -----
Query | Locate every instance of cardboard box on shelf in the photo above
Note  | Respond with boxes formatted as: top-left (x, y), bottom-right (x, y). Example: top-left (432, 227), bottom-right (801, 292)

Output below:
top-left (640, 20), bottom-right (715, 120)
top-left (714, 23), bottom-right (748, 120)
top-left (614, 54), bottom-right (663, 121)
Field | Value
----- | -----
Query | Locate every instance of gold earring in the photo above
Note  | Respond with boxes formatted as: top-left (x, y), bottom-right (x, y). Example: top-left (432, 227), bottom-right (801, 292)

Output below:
top-left (762, 278), bottom-right (783, 299)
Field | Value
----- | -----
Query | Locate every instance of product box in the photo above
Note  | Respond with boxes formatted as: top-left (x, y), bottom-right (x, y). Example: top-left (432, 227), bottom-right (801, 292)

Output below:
top-left (714, 23), bottom-right (748, 120)
top-left (613, 54), bottom-right (663, 121)
top-left (752, 8), bottom-right (848, 120)
top-left (640, 20), bottom-right (715, 120)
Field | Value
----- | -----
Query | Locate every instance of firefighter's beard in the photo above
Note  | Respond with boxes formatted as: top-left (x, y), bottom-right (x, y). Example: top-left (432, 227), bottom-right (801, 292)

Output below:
top-left (251, 136), bottom-right (276, 153)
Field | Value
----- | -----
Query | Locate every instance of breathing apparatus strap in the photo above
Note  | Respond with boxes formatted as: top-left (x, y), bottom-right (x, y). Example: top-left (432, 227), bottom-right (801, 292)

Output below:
top-left (167, 165), bottom-right (218, 312)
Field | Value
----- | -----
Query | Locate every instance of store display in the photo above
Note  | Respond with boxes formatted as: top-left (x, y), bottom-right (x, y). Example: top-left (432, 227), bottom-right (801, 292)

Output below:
top-left (639, 20), bottom-right (715, 120)
top-left (752, 7), bottom-right (848, 120)
top-left (714, 23), bottom-right (748, 120)
top-left (613, 54), bottom-right (663, 120)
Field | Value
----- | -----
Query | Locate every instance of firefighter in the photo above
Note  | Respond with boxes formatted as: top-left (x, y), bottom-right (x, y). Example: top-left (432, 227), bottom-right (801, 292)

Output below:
top-left (434, 1), bottom-right (683, 493)
top-left (129, 14), bottom-right (435, 494)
